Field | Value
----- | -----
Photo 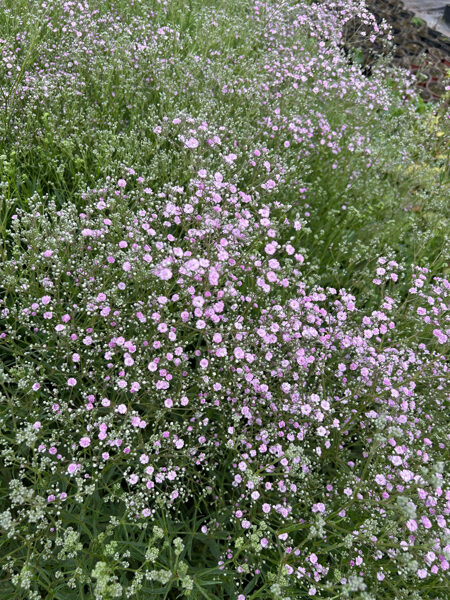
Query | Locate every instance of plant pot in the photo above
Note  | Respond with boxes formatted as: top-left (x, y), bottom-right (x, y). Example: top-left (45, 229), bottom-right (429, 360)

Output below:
top-left (404, 41), bottom-right (425, 56)
top-left (418, 88), bottom-right (432, 101)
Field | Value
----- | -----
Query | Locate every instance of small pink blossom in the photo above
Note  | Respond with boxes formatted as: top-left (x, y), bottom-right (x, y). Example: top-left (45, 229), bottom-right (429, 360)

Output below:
top-left (184, 137), bottom-right (199, 149)
top-left (158, 268), bottom-right (172, 281)
top-left (406, 519), bottom-right (418, 532)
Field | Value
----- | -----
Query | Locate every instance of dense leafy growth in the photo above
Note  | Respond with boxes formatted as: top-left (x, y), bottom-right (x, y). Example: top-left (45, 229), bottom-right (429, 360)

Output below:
top-left (0, 1), bottom-right (448, 599)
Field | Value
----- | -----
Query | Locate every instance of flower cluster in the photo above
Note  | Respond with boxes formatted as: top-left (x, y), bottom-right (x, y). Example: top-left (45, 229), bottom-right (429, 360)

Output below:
top-left (0, 0), bottom-right (448, 598)
top-left (1, 168), bottom-right (448, 598)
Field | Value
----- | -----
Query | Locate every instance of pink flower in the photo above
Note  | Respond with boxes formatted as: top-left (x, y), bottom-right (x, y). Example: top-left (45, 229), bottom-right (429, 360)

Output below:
top-left (400, 469), bottom-right (414, 483)
top-left (262, 179), bottom-right (276, 190)
top-left (158, 268), bottom-right (172, 281)
top-left (117, 179), bottom-right (126, 188)
top-left (129, 381), bottom-right (140, 393)
top-left (192, 296), bottom-right (204, 308)
top-left (421, 516), bottom-right (432, 529)
top-left (224, 153), bottom-right (237, 164)
top-left (67, 378), bottom-right (77, 387)
top-left (433, 329), bottom-right (448, 344)
top-left (406, 519), bottom-right (418, 532)
top-left (79, 437), bottom-right (91, 448)
top-left (417, 569), bottom-right (427, 579)
top-left (184, 137), bottom-right (199, 149)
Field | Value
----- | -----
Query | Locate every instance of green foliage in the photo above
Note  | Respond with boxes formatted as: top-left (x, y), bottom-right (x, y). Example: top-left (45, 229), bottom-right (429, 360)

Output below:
top-left (0, 0), bottom-right (448, 599)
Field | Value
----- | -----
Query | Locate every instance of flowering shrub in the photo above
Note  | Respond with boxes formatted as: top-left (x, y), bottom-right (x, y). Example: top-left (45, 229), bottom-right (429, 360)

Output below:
top-left (0, 0), bottom-right (448, 599)
top-left (1, 172), bottom-right (448, 598)
top-left (0, 0), bottom-right (447, 285)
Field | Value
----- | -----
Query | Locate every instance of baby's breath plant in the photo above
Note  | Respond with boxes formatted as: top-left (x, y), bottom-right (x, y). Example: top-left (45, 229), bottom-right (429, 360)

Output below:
top-left (0, 0), bottom-right (448, 599)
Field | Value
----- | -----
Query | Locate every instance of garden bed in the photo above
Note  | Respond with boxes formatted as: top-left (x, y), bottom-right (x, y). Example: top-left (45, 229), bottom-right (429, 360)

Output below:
top-left (0, 1), bottom-right (448, 599)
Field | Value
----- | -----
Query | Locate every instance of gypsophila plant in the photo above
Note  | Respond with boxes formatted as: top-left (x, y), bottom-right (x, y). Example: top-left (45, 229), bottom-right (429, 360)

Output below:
top-left (0, 0), bottom-right (448, 599)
